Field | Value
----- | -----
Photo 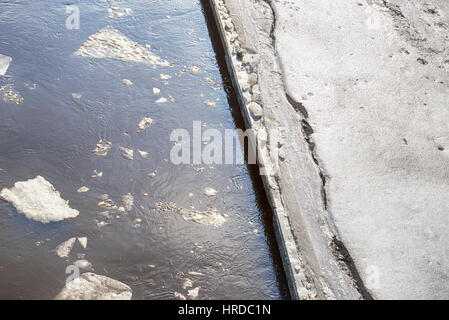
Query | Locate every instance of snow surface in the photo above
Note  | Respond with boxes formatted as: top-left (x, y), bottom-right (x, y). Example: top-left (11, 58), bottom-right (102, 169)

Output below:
top-left (274, 0), bottom-right (449, 299)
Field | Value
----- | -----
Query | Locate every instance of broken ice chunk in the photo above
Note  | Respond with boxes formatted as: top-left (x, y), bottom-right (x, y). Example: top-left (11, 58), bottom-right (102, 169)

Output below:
top-left (0, 54), bottom-right (12, 76)
top-left (92, 139), bottom-right (111, 157)
top-left (187, 287), bottom-right (200, 299)
top-left (137, 117), bottom-right (154, 131)
top-left (155, 97), bottom-right (167, 104)
top-left (174, 292), bottom-right (187, 300)
top-left (204, 187), bottom-right (217, 197)
top-left (75, 26), bottom-right (172, 67)
top-left (77, 237), bottom-right (87, 249)
top-left (77, 186), bottom-right (89, 193)
top-left (54, 273), bottom-right (132, 300)
top-left (54, 237), bottom-right (77, 258)
top-left (204, 100), bottom-right (216, 107)
top-left (121, 193), bottom-right (134, 211)
top-left (0, 176), bottom-right (79, 223)
top-left (121, 79), bottom-right (133, 86)
top-left (107, 6), bottom-right (133, 19)
top-left (74, 259), bottom-right (93, 271)
top-left (182, 279), bottom-right (193, 290)
top-left (190, 66), bottom-right (201, 73)
top-left (137, 150), bottom-right (149, 159)
top-left (119, 147), bottom-right (134, 160)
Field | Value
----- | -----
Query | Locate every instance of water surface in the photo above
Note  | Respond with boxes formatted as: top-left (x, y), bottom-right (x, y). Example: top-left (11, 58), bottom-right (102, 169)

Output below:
top-left (0, 0), bottom-right (288, 299)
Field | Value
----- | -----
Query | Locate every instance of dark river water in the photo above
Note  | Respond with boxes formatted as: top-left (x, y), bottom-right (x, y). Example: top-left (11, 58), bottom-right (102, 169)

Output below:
top-left (0, 0), bottom-right (288, 299)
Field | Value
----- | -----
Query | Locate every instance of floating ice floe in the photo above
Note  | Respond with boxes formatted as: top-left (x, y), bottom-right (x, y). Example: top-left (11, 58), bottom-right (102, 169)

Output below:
top-left (153, 87), bottom-right (160, 95)
top-left (121, 193), bottom-right (134, 211)
top-left (137, 150), bottom-right (149, 159)
top-left (187, 271), bottom-right (204, 277)
top-left (25, 83), bottom-right (37, 90)
top-left (107, 6), bottom-right (132, 18)
top-left (204, 187), bottom-right (217, 197)
top-left (71, 93), bottom-right (82, 99)
top-left (187, 287), bottom-right (200, 299)
top-left (121, 79), bottom-right (133, 86)
top-left (92, 170), bottom-right (103, 178)
top-left (78, 237), bottom-right (87, 249)
top-left (179, 207), bottom-right (227, 227)
top-left (154, 202), bottom-right (228, 227)
top-left (204, 100), bottom-right (216, 107)
top-left (160, 74), bottom-right (171, 80)
top-left (137, 117), bottom-right (154, 131)
top-left (92, 139), bottom-right (111, 157)
top-left (54, 273), bottom-right (132, 300)
top-left (0, 83), bottom-right (23, 105)
top-left (75, 26), bottom-right (172, 67)
top-left (0, 54), bottom-right (12, 76)
top-left (174, 292), bottom-right (187, 300)
top-left (190, 66), bottom-right (201, 73)
top-left (54, 237), bottom-right (77, 258)
top-left (155, 97), bottom-right (167, 104)
top-left (182, 279), bottom-right (193, 290)
top-left (0, 176), bottom-right (79, 223)
top-left (147, 172), bottom-right (156, 178)
top-left (119, 147), bottom-right (134, 160)
top-left (74, 259), bottom-right (93, 271)
top-left (77, 186), bottom-right (89, 193)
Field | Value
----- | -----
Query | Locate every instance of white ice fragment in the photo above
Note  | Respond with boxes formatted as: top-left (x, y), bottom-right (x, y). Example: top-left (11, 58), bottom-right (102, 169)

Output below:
top-left (77, 186), bottom-right (89, 193)
top-left (147, 172), bottom-right (156, 178)
top-left (160, 74), bottom-right (171, 80)
top-left (119, 147), bottom-right (134, 160)
top-left (107, 6), bottom-right (133, 19)
top-left (187, 287), bottom-right (200, 299)
top-left (190, 66), bottom-right (201, 73)
top-left (74, 259), bottom-right (93, 271)
top-left (137, 150), bottom-right (149, 158)
top-left (153, 87), bottom-right (160, 95)
top-left (75, 26), bottom-right (172, 67)
top-left (137, 117), bottom-right (154, 131)
top-left (155, 97), bottom-right (167, 104)
top-left (204, 187), bottom-right (217, 197)
top-left (174, 292), bottom-right (187, 300)
top-left (0, 176), bottom-right (79, 223)
top-left (54, 273), bottom-right (132, 300)
top-left (182, 279), bottom-right (193, 290)
top-left (98, 194), bottom-right (109, 201)
top-left (204, 100), bottom-right (216, 107)
top-left (92, 170), bottom-right (103, 178)
top-left (0, 54), bottom-right (12, 76)
top-left (122, 193), bottom-right (134, 211)
top-left (121, 79), bottom-right (133, 86)
top-left (187, 271), bottom-right (204, 277)
top-left (97, 221), bottom-right (109, 227)
top-left (179, 208), bottom-right (228, 227)
top-left (71, 93), bottom-right (82, 99)
top-left (77, 237), bottom-right (87, 249)
top-left (54, 237), bottom-right (77, 258)
top-left (92, 139), bottom-right (111, 157)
